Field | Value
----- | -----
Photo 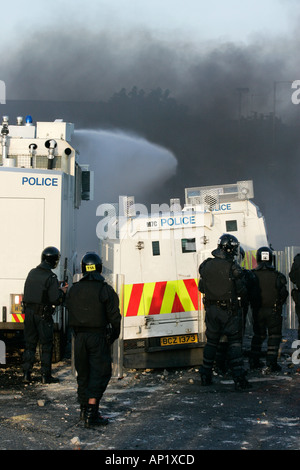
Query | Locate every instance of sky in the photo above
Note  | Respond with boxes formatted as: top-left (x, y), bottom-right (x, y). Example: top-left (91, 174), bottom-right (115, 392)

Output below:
top-left (2, 0), bottom-right (299, 104)
top-left (1, 0), bottom-right (296, 46)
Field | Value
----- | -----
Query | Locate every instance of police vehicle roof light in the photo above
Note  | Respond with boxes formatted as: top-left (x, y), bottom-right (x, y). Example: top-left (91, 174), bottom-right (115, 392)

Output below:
top-left (25, 115), bottom-right (33, 125)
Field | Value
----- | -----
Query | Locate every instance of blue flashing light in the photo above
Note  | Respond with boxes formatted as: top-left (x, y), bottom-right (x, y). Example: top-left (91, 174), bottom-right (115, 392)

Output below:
top-left (25, 115), bottom-right (33, 124)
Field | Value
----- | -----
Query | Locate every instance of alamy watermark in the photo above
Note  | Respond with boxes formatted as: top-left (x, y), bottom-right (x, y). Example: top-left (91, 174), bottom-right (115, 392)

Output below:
top-left (0, 81), bottom-right (5, 104)
top-left (0, 340), bottom-right (6, 364)
top-left (291, 340), bottom-right (300, 365)
top-left (95, 199), bottom-right (204, 241)
top-left (291, 80), bottom-right (300, 105)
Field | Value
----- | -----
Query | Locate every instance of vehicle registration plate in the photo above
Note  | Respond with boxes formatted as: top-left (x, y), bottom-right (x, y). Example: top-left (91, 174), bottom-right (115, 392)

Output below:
top-left (160, 334), bottom-right (197, 346)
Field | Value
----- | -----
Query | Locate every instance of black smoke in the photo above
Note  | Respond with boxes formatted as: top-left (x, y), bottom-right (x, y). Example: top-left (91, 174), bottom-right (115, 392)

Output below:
top-left (2, 27), bottom-right (300, 250)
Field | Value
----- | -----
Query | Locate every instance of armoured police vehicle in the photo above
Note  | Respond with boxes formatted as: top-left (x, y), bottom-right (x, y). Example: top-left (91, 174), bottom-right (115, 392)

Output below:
top-left (0, 115), bottom-right (92, 360)
top-left (100, 180), bottom-right (269, 368)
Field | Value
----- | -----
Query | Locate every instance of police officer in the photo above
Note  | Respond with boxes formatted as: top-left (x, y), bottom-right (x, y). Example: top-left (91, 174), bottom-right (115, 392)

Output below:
top-left (22, 246), bottom-right (67, 384)
top-left (66, 252), bottom-right (121, 428)
top-left (198, 234), bottom-right (250, 390)
top-left (249, 246), bottom-right (288, 372)
top-left (214, 246), bottom-right (255, 373)
top-left (289, 253), bottom-right (300, 339)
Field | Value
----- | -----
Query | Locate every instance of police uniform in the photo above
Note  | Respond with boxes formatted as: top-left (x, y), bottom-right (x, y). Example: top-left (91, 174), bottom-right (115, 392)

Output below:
top-left (198, 234), bottom-right (250, 390)
top-left (22, 247), bottom-right (64, 383)
top-left (289, 253), bottom-right (300, 339)
top-left (214, 248), bottom-right (256, 373)
top-left (249, 247), bottom-right (288, 372)
top-left (66, 252), bottom-right (121, 428)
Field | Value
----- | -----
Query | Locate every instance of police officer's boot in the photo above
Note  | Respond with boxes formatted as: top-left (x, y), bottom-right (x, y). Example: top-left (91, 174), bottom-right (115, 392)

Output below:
top-left (80, 405), bottom-right (87, 420)
top-left (84, 403), bottom-right (108, 428)
top-left (263, 361), bottom-right (282, 374)
top-left (249, 357), bottom-right (264, 370)
top-left (23, 370), bottom-right (31, 383)
top-left (269, 362), bottom-right (281, 372)
top-left (41, 374), bottom-right (59, 384)
top-left (200, 372), bottom-right (212, 386)
top-left (234, 375), bottom-right (252, 391)
top-left (200, 359), bottom-right (214, 384)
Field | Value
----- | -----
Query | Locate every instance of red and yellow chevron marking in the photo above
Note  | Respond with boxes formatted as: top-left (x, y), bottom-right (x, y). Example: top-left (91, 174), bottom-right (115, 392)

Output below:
top-left (242, 250), bottom-right (257, 270)
top-left (124, 278), bottom-right (200, 317)
top-left (12, 313), bottom-right (25, 322)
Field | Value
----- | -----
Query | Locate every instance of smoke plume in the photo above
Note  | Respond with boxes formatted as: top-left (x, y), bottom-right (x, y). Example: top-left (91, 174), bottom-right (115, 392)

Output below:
top-left (2, 25), bottom-right (300, 249)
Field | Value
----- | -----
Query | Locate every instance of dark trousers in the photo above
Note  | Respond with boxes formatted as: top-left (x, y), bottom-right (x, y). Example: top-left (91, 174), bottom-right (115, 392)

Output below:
top-left (215, 304), bottom-right (250, 370)
top-left (22, 309), bottom-right (54, 375)
top-left (251, 307), bottom-right (282, 365)
top-left (201, 304), bottom-right (245, 379)
top-left (295, 304), bottom-right (300, 340)
top-left (74, 331), bottom-right (112, 405)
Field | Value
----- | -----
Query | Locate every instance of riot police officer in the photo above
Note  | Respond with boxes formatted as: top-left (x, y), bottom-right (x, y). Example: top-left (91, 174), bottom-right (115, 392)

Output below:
top-left (214, 245), bottom-right (256, 373)
top-left (22, 246), bottom-right (67, 384)
top-left (289, 253), bottom-right (300, 339)
top-left (249, 246), bottom-right (288, 372)
top-left (198, 234), bottom-right (250, 390)
top-left (66, 252), bottom-right (121, 428)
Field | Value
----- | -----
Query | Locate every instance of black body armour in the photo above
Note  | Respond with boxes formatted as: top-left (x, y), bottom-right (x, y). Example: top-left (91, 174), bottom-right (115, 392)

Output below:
top-left (289, 254), bottom-right (300, 289)
top-left (200, 258), bottom-right (235, 301)
top-left (23, 266), bottom-right (54, 305)
top-left (67, 280), bottom-right (108, 329)
top-left (253, 269), bottom-right (281, 308)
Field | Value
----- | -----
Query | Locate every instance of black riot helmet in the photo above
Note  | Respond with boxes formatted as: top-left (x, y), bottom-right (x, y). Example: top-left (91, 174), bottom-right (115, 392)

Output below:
top-left (256, 246), bottom-right (275, 267)
top-left (81, 252), bottom-right (102, 274)
top-left (41, 246), bottom-right (61, 269)
top-left (217, 234), bottom-right (239, 256)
